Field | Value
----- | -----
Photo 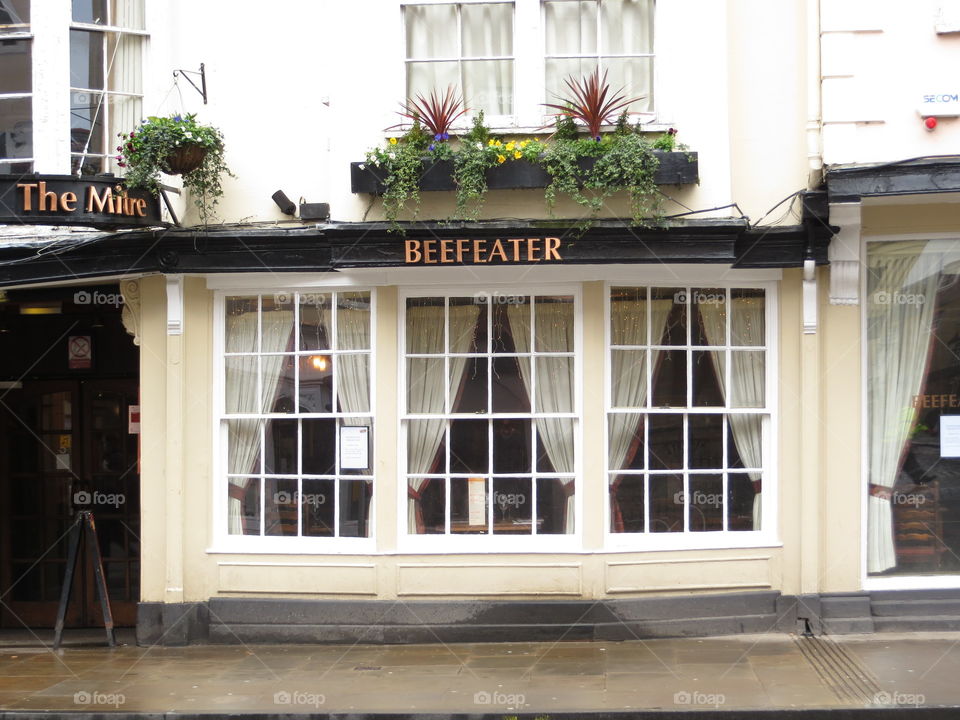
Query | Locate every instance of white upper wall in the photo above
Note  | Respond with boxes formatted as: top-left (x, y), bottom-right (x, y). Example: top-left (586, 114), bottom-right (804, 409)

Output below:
top-left (821, 0), bottom-right (960, 166)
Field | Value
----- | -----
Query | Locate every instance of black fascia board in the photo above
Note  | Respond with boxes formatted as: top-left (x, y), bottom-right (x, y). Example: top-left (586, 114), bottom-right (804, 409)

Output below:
top-left (826, 157), bottom-right (960, 203)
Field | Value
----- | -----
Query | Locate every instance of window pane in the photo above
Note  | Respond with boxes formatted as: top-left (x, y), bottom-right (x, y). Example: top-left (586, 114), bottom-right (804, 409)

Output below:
top-left (648, 413), bottom-right (682, 470)
top-left (651, 349), bottom-right (686, 407)
top-left (463, 59), bottom-right (513, 115)
top-left (611, 287), bottom-right (647, 346)
top-left (451, 356), bottom-right (486, 413)
top-left (107, 33), bottom-right (142, 93)
top-left (406, 297), bottom-right (445, 354)
top-left (731, 289), bottom-right (765, 345)
top-left (407, 61), bottom-right (460, 104)
top-left (450, 419), bottom-right (488, 473)
top-left (728, 473), bottom-right (759, 531)
top-left (728, 414), bottom-right (762, 470)
top-left (545, 57), bottom-right (596, 105)
top-left (339, 480), bottom-right (371, 537)
top-left (461, 3), bottom-right (512, 57)
top-left (449, 298), bottom-right (483, 352)
top-left (69, 90), bottom-right (105, 155)
top-left (70, 30), bottom-right (103, 89)
top-left (649, 474), bottom-right (683, 532)
top-left (451, 477), bottom-right (487, 533)
top-left (496, 300), bottom-right (527, 353)
top-left (0, 98), bottom-right (32, 172)
top-left (600, 0), bottom-right (653, 54)
top-left (409, 477), bottom-right (445, 534)
top-left (73, 0), bottom-right (106, 23)
top-left (336, 354), bottom-right (369, 413)
top-left (688, 475), bottom-right (724, 531)
top-left (0, 0), bottom-right (29, 27)
top-left (339, 418), bottom-right (372, 476)
top-left (225, 357), bottom-right (258, 414)
top-left (691, 289), bottom-right (726, 346)
top-left (608, 413), bottom-right (644, 470)
top-left (730, 352), bottom-right (765, 407)
top-left (299, 354), bottom-right (332, 413)
top-left (405, 4), bottom-right (457, 58)
top-left (492, 355), bottom-right (530, 412)
top-left (492, 477), bottom-right (532, 534)
top-left (301, 418), bottom-right (335, 475)
top-left (408, 357), bottom-right (444, 414)
top-left (0, 39), bottom-right (30, 92)
top-left (337, 292), bottom-right (371, 350)
top-left (603, 58), bottom-right (653, 113)
top-left (112, 0), bottom-right (145, 30)
top-left (265, 478), bottom-right (298, 536)
top-left (267, 355), bottom-right (295, 413)
top-left (299, 295), bottom-right (331, 351)
top-left (106, 93), bottom-right (141, 160)
top-left (493, 419), bottom-right (530, 473)
top-left (545, 1), bottom-right (597, 55)
top-left (611, 350), bottom-right (647, 407)
top-left (264, 419), bottom-right (297, 475)
top-left (653, 288), bottom-right (686, 344)
top-left (302, 478), bottom-right (335, 537)
top-left (538, 477), bottom-right (574, 534)
top-left (535, 296), bottom-right (574, 352)
top-left (407, 419), bottom-right (446, 474)
top-left (225, 296), bottom-right (258, 351)
top-left (536, 357), bottom-right (573, 413)
top-left (692, 350), bottom-right (724, 407)
top-left (688, 414), bottom-right (723, 469)
top-left (227, 419), bottom-right (261, 475)
top-left (228, 479), bottom-right (259, 535)
top-left (537, 417), bottom-right (574, 473)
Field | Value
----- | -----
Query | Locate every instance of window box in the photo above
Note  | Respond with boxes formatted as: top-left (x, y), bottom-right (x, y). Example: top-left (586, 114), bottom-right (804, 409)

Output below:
top-left (350, 151), bottom-right (698, 195)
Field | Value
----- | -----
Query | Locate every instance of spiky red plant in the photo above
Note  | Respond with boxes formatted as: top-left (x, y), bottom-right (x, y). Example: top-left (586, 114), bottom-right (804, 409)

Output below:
top-left (395, 85), bottom-right (468, 138)
top-left (543, 69), bottom-right (643, 139)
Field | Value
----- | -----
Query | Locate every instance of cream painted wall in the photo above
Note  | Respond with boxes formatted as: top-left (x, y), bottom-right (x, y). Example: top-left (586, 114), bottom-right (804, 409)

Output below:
top-left (135, 0), bottom-right (813, 227)
top-left (821, 0), bottom-right (960, 165)
top-left (127, 270), bottom-right (843, 604)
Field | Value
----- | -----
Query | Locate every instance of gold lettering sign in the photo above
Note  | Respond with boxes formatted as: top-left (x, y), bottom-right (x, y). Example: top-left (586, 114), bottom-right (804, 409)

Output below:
top-left (18, 182), bottom-right (147, 219)
top-left (912, 394), bottom-right (960, 409)
top-left (404, 237), bottom-right (562, 265)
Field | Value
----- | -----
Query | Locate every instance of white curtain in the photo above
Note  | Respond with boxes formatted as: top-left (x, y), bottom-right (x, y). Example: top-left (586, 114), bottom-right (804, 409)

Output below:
top-left (405, 3), bottom-right (513, 115)
top-left (608, 294), bottom-right (671, 531)
top-left (406, 302), bottom-right (480, 532)
top-left (507, 301), bottom-right (577, 532)
top-left (699, 294), bottom-right (765, 530)
top-left (866, 244), bottom-right (943, 572)
top-left (336, 304), bottom-right (371, 417)
top-left (225, 307), bottom-right (294, 535)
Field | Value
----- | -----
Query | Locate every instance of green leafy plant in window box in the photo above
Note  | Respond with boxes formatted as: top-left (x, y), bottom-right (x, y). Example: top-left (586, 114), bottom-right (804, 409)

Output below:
top-left (117, 113), bottom-right (234, 226)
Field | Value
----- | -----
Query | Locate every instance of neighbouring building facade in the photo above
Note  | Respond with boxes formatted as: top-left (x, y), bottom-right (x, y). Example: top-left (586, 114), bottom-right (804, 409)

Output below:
top-left (0, 0), bottom-right (956, 645)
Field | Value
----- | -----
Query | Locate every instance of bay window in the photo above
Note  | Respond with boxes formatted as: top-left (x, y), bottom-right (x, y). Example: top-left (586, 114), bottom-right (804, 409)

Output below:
top-left (608, 286), bottom-right (769, 539)
top-left (403, 291), bottom-right (577, 538)
top-left (220, 292), bottom-right (374, 541)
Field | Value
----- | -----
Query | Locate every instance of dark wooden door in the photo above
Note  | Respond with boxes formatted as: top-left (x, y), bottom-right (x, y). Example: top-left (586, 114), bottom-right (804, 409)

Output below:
top-left (0, 379), bottom-right (139, 628)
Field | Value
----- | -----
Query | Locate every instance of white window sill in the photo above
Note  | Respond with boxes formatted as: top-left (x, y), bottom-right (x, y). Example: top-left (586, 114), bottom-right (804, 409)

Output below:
top-left (380, 118), bottom-right (673, 140)
top-left (207, 537), bottom-right (377, 555)
top-left (863, 574), bottom-right (960, 591)
top-left (603, 533), bottom-right (782, 553)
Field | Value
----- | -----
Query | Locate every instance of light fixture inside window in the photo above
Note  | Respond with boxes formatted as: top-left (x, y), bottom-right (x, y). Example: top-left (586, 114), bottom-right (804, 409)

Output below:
top-left (308, 355), bottom-right (329, 371)
top-left (19, 301), bottom-right (61, 315)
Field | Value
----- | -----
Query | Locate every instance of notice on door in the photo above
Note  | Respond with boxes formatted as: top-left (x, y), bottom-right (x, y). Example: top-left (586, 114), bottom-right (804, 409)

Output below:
top-left (941, 415), bottom-right (960, 457)
top-left (339, 425), bottom-right (369, 470)
top-left (68, 335), bottom-right (92, 369)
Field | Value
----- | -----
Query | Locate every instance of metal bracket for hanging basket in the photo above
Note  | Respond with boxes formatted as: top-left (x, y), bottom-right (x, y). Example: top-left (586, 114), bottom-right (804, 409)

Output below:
top-left (173, 63), bottom-right (208, 104)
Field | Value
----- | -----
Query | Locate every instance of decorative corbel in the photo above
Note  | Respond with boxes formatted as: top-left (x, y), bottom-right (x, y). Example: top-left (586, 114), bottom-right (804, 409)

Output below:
top-left (166, 275), bottom-right (184, 335)
top-left (828, 203), bottom-right (862, 305)
top-left (120, 279), bottom-right (141, 346)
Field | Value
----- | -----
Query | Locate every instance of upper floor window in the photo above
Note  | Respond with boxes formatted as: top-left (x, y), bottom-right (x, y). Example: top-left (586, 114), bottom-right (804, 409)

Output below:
top-left (0, 0), bottom-right (32, 173)
top-left (544, 0), bottom-right (653, 113)
top-left (402, 0), bottom-right (654, 127)
top-left (70, 0), bottom-right (146, 175)
top-left (404, 2), bottom-right (514, 117)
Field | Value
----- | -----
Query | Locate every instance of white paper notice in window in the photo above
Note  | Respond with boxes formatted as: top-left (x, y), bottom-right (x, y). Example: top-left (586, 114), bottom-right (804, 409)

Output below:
top-left (468, 477), bottom-right (485, 526)
top-left (340, 426), bottom-right (369, 469)
top-left (940, 415), bottom-right (960, 457)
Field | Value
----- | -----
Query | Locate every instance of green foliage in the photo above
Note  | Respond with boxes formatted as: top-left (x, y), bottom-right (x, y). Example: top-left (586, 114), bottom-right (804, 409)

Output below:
top-left (117, 113), bottom-right (234, 226)
top-left (452, 112), bottom-right (502, 220)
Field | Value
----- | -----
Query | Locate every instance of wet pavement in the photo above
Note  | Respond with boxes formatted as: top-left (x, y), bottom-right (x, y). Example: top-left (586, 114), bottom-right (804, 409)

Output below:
top-left (0, 630), bottom-right (956, 714)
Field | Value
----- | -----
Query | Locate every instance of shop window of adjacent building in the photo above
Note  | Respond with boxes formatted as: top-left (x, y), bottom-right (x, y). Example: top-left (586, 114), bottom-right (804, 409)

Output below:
top-left (0, 0), bottom-right (32, 173)
top-left (403, 292), bottom-right (576, 538)
top-left (866, 240), bottom-right (960, 576)
top-left (70, 0), bottom-right (145, 175)
top-left (221, 292), bottom-right (374, 540)
top-left (404, 1), bottom-right (514, 117)
top-left (544, 0), bottom-right (654, 113)
top-left (608, 287), bottom-right (767, 537)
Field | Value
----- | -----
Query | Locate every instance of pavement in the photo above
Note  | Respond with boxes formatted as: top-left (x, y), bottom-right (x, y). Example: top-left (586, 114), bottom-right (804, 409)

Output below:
top-left (0, 630), bottom-right (958, 716)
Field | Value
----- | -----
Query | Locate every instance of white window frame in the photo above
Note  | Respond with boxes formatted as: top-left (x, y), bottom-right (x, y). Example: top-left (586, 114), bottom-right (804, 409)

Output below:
top-left (397, 284), bottom-right (583, 554)
top-left (210, 288), bottom-right (377, 555)
top-left (603, 280), bottom-right (780, 552)
top-left (861, 232), bottom-right (960, 590)
top-left (399, 0), bottom-right (657, 131)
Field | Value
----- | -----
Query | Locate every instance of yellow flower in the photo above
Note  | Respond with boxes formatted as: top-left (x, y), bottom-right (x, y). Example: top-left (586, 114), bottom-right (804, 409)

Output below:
top-left (389, 137), bottom-right (398, 145)
top-left (505, 141), bottom-right (515, 151)
top-left (488, 139), bottom-right (495, 146)
top-left (513, 150), bottom-right (522, 159)
top-left (496, 154), bottom-right (506, 164)
top-left (494, 140), bottom-right (502, 147)
top-left (520, 140), bottom-right (529, 148)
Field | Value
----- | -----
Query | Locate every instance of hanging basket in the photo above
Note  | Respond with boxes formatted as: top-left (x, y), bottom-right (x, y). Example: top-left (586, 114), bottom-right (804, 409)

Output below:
top-left (163, 143), bottom-right (208, 175)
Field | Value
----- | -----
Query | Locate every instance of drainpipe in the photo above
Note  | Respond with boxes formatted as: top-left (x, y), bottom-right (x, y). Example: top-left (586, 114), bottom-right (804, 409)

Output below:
top-left (807, 0), bottom-right (824, 187)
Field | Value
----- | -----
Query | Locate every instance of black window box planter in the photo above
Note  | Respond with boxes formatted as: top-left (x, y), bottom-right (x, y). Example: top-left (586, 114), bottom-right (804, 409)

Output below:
top-left (350, 151), bottom-right (698, 195)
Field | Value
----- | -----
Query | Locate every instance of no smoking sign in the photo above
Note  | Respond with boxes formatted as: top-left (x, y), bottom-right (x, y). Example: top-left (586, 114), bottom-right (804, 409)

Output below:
top-left (68, 335), bottom-right (92, 369)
